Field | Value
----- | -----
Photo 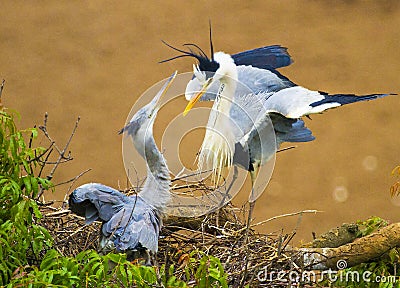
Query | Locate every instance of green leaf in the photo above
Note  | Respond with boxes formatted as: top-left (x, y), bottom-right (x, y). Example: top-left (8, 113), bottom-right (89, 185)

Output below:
top-left (22, 176), bottom-right (32, 194)
top-left (30, 177), bottom-right (38, 198)
top-left (30, 128), bottom-right (38, 139)
top-left (41, 250), bottom-right (60, 270)
top-left (107, 253), bottom-right (125, 264)
top-left (9, 136), bottom-right (17, 159)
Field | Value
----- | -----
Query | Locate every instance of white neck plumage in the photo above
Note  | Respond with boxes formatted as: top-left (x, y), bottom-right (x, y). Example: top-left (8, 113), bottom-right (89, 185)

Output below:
top-left (198, 52), bottom-right (238, 184)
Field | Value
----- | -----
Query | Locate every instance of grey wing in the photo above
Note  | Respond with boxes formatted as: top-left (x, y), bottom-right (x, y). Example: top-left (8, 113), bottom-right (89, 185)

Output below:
top-left (235, 84), bottom-right (388, 151)
top-left (69, 183), bottom-right (130, 224)
top-left (225, 70), bottom-right (319, 151)
top-left (235, 65), bottom-right (296, 96)
top-left (228, 92), bottom-right (267, 142)
top-left (203, 66), bottom-right (298, 141)
top-left (236, 117), bottom-right (311, 173)
top-left (234, 111), bottom-right (315, 168)
top-left (185, 64), bottom-right (296, 102)
top-left (235, 109), bottom-right (315, 148)
top-left (102, 196), bottom-right (161, 253)
top-left (270, 113), bottom-right (315, 144)
top-left (233, 113), bottom-right (277, 171)
top-left (229, 76), bottom-right (287, 141)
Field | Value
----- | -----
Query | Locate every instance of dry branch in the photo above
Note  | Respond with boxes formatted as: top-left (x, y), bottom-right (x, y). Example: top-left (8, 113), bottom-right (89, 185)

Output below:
top-left (35, 113), bottom-right (89, 201)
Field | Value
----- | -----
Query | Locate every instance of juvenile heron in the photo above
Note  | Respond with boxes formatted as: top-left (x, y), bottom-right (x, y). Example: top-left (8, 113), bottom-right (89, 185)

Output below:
top-left (69, 72), bottom-right (176, 262)
top-left (162, 37), bottom-right (394, 231)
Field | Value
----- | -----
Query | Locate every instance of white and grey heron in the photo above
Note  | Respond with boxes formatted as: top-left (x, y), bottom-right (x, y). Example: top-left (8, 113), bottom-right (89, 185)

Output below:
top-left (69, 72), bottom-right (176, 263)
top-left (162, 37), bottom-right (395, 230)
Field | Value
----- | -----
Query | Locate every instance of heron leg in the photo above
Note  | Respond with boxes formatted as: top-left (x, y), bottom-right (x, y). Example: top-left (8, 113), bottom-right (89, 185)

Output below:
top-left (243, 165), bottom-right (259, 244)
top-left (239, 167), bottom-right (259, 287)
top-left (145, 250), bottom-right (153, 266)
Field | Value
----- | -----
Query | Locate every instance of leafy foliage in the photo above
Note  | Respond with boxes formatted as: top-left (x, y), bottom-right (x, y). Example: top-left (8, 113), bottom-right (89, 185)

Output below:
top-left (6, 248), bottom-right (232, 287)
top-left (0, 108), bottom-right (53, 285)
top-left (356, 216), bottom-right (388, 238)
top-left (166, 250), bottom-right (228, 287)
top-left (7, 250), bottom-right (157, 287)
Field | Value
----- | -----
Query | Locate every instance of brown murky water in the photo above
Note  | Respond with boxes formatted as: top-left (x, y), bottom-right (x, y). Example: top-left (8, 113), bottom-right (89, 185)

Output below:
top-left (1, 1), bottom-right (399, 243)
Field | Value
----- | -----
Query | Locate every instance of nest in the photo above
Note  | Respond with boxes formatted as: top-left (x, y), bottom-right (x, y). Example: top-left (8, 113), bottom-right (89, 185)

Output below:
top-left (39, 200), bottom-right (308, 287)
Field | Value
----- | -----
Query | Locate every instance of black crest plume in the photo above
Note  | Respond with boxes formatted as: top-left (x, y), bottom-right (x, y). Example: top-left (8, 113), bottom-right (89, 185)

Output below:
top-left (160, 22), bottom-right (219, 72)
top-left (209, 20), bottom-right (214, 62)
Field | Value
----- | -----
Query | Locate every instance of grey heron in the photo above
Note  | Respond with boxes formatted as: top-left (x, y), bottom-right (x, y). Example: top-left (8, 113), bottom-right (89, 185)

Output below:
top-left (162, 38), bottom-right (395, 232)
top-left (69, 72), bottom-right (176, 262)
top-left (161, 41), bottom-right (297, 181)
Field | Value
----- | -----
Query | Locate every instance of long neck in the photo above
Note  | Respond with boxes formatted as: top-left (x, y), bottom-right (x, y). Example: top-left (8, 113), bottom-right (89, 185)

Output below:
top-left (139, 134), bottom-right (171, 213)
top-left (198, 73), bottom-right (238, 183)
top-left (211, 75), bottom-right (237, 127)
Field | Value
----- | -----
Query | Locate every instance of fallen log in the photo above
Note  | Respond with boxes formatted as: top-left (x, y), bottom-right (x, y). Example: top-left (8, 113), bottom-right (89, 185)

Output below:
top-left (303, 223), bottom-right (359, 248)
top-left (295, 222), bottom-right (400, 270)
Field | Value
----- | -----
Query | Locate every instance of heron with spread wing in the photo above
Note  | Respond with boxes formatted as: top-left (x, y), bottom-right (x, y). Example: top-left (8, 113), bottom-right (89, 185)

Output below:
top-left (69, 72), bottom-right (176, 263)
top-left (162, 35), bottom-right (395, 230)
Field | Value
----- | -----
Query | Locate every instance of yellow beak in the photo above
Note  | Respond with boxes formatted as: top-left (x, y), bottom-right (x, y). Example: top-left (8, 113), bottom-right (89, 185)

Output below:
top-left (183, 77), bottom-right (213, 116)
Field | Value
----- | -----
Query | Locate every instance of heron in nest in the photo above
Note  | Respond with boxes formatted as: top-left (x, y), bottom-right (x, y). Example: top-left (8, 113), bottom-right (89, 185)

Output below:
top-left (69, 72), bottom-right (176, 263)
top-left (161, 31), bottom-right (395, 233)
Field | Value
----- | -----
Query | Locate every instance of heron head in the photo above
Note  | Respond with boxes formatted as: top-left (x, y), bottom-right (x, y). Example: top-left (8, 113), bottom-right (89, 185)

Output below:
top-left (160, 39), bottom-right (220, 102)
top-left (183, 52), bottom-right (236, 116)
top-left (119, 71), bottom-right (177, 138)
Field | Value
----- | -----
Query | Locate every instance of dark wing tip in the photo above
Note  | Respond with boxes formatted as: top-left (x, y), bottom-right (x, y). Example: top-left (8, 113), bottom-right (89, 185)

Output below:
top-left (232, 45), bottom-right (293, 70)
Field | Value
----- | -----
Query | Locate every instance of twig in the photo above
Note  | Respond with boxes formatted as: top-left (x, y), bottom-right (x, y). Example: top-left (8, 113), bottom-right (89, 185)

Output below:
top-left (47, 116), bottom-right (80, 180)
top-left (44, 210), bottom-right (71, 217)
top-left (36, 115), bottom-right (81, 200)
top-left (37, 146), bottom-right (54, 178)
top-left (250, 210), bottom-right (321, 229)
top-left (39, 113), bottom-right (62, 155)
top-left (61, 168), bottom-right (92, 209)
top-left (0, 79), bottom-right (5, 109)
top-left (171, 168), bottom-right (214, 182)
top-left (277, 145), bottom-right (297, 153)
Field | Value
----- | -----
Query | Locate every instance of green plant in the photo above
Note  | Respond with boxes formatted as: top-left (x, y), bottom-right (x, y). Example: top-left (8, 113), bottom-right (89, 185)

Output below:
top-left (8, 249), bottom-right (166, 287)
top-left (0, 107), bottom-right (53, 285)
top-left (356, 216), bottom-right (388, 238)
top-left (176, 251), bottom-right (228, 288)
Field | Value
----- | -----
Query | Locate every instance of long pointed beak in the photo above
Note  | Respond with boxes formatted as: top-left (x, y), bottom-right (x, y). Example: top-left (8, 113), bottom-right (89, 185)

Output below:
top-left (183, 77), bottom-right (213, 116)
top-left (153, 71), bottom-right (177, 110)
